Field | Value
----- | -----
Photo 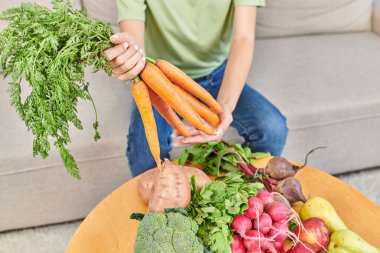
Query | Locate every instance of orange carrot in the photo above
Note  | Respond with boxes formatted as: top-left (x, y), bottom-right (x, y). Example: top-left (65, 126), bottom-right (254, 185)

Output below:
top-left (147, 87), bottom-right (190, 137)
top-left (156, 59), bottom-right (222, 114)
top-left (173, 85), bottom-right (220, 128)
top-left (140, 63), bottom-right (216, 135)
top-left (131, 79), bottom-right (161, 169)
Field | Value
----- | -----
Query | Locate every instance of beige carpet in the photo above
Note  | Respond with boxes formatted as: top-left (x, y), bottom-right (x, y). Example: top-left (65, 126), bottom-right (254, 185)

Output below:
top-left (0, 168), bottom-right (379, 253)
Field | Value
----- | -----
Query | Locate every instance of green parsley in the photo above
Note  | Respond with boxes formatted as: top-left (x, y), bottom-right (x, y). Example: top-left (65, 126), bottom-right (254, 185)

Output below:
top-left (187, 173), bottom-right (263, 253)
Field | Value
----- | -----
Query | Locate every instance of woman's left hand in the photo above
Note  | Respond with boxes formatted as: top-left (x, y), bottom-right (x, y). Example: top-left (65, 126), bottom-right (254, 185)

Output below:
top-left (173, 103), bottom-right (233, 146)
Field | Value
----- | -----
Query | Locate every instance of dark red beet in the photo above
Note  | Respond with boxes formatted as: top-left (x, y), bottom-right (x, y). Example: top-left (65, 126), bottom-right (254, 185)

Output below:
top-left (274, 177), bottom-right (307, 204)
top-left (267, 157), bottom-right (295, 180)
top-left (266, 147), bottom-right (326, 180)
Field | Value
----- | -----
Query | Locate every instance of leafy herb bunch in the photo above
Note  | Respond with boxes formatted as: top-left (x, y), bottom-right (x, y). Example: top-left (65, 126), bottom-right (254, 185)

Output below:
top-left (0, 0), bottom-right (113, 178)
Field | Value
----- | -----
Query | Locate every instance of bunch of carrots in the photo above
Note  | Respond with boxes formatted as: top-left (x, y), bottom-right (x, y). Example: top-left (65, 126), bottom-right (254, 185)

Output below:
top-left (131, 58), bottom-right (222, 169)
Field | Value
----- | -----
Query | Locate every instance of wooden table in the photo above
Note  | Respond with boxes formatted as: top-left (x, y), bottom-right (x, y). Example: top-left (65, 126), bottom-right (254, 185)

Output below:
top-left (65, 157), bottom-right (380, 252)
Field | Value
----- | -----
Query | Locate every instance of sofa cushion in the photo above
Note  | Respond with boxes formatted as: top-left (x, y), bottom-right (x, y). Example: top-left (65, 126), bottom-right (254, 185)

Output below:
top-left (250, 32), bottom-right (380, 173)
top-left (0, 68), bottom-right (133, 231)
top-left (374, 0), bottom-right (380, 36)
top-left (82, 0), bottom-right (373, 37)
top-left (256, 0), bottom-right (373, 38)
top-left (81, 0), bottom-right (120, 32)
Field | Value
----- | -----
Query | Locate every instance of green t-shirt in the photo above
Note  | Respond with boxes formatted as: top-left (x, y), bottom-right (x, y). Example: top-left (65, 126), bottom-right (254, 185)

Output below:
top-left (117, 0), bottom-right (265, 78)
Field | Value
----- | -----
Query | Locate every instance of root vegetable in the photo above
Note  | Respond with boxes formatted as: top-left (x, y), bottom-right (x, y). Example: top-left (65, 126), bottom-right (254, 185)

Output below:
top-left (274, 241), bottom-right (285, 252)
top-left (245, 197), bottom-right (264, 219)
top-left (147, 87), bottom-right (190, 137)
top-left (140, 62), bottom-right (216, 135)
top-left (256, 191), bottom-right (274, 208)
top-left (230, 234), bottom-right (246, 253)
top-left (266, 147), bottom-right (326, 180)
top-left (244, 230), bottom-right (263, 251)
top-left (275, 177), bottom-right (307, 204)
top-left (148, 160), bottom-right (191, 212)
top-left (132, 80), bottom-right (161, 169)
top-left (253, 213), bottom-right (272, 234)
top-left (265, 201), bottom-right (292, 222)
top-left (173, 85), bottom-right (220, 127)
top-left (269, 221), bottom-right (289, 242)
top-left (156, 59), bottom-right (222, 114)
top-left (137, 164), bottom-right (211, 204)
top-left (232, 215), bottom-right (252, 236)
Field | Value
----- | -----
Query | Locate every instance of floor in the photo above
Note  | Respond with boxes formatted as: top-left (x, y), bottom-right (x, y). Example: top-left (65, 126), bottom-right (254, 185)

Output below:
top-left (0, 167), bottom-right (379, 253)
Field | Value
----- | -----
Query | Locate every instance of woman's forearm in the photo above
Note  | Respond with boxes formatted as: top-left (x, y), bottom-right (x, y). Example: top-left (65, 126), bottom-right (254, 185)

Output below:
top-left (217, 6), bottom-right (257, 112)
top-left (217, 37), bottom-right (254, 111)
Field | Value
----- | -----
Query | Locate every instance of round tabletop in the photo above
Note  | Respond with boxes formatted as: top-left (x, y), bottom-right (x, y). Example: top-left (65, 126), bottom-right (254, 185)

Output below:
top-left (65, 157), bottom-right (380, 252)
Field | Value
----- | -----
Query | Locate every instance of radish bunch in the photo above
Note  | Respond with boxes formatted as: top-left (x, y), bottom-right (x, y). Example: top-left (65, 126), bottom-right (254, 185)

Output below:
top-left (230, 191), bottom-right (309, 253)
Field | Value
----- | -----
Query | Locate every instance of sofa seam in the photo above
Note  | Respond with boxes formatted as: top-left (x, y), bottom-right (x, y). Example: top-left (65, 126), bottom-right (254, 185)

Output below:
top-left (0, 154), bottom-right (126, 177)
top-left (289, 113), bottom-right (380, 131)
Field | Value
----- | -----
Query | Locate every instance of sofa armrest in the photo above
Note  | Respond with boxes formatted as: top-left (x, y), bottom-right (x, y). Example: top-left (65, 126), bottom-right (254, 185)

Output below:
top-left (374, 0), bottom-right (380, 36)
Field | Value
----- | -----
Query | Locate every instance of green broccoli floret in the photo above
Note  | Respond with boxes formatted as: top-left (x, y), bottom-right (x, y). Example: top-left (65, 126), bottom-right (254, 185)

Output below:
top-left (132, 212), bottom-right (206, 253)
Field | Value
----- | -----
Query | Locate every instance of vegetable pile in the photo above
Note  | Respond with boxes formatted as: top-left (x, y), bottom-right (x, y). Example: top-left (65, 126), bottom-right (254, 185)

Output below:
top-left (179, 143), bottom-right (325, 205)
top-left (187, 172), bottom-right (263, 252)
top-left (230, 192), bottom-right (299, 253)
top-left (0, 0), bottom-right (221, 178)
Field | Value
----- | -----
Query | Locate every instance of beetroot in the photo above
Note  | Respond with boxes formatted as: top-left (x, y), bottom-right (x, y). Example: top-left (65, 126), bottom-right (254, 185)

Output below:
top-left (266, 157), bottom-right (295, 180)
top-left (275, 177), bottom-right (307, 204)
top-left (232, 215), bottom-right (252, 236)
top-left (245, 197), bottom-right (264, 219)
top-left (230, 234), bottom-right (246, 253)
top-left (265, 201), bottom-right (292, 222)
top-left (256, 191), bottom-right (274, 207)
top-left (253, 213), bottom-right (272, 234)
top-left (293, 218), bottom-right (330, 252)
top-left (266, 147), bottom-right (325, 180)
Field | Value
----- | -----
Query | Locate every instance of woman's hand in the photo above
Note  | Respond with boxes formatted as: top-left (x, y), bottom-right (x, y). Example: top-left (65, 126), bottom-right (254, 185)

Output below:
top-left (173, 103), bottom-right (233, 146)
top-left (104, 32), bottom-right (146, 81)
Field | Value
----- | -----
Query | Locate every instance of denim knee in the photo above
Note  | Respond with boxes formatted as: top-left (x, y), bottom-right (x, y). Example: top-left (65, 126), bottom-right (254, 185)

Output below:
top-left (243, 112), bottom-right (288, 156)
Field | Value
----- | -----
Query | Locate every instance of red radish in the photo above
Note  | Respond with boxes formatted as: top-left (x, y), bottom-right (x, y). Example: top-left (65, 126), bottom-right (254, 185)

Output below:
top-left (245, 197), bottom-right (264, 219)
top-left (232, 215), bottom-right (252, 236)
top-left (256, 191), bottom-right (274, 207)
top-left (269, 221), bottom-right (289, 242)
top-left (230, 234), bottom-right (246, 253)
top-left (265, 201), bottom-right (292, 222)
top-left (243, 230), bottom-right (263, 251)
top-left (253, 213), bottom-right (272, 234)
top-left (274, 240), bottom-right (285, 252)
top-left (247, 251), bottom-right (264, 253)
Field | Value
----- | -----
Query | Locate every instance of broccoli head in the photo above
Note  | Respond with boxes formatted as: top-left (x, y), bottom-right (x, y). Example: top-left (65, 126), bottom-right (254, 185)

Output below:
top-left (132, 212), bottom-right (206, 253)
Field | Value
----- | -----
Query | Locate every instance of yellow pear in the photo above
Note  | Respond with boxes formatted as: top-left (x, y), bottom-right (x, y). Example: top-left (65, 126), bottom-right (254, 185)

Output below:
top-left (328, 229), bottom-right (380, 253)
top-left (299, 197), bottom-right (347, 233)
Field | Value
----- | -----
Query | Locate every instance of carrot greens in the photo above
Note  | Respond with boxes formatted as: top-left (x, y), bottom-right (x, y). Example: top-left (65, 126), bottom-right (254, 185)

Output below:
top-left (0, 0), bottom-right (113, 178)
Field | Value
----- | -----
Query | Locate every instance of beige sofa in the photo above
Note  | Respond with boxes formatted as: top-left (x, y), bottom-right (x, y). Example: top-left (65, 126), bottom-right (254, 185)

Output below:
top-left (1, 0), bottom-right (379, 231)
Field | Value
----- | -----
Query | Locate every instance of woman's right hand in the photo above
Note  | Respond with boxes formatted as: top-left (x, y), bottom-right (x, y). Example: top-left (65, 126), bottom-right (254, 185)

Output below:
top-left (104, 32), bottom-right (146, 81)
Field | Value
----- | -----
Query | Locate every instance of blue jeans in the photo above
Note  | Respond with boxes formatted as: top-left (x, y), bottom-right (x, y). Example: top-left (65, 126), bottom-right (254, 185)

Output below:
top-left (127, 61), bottom-right (288, 177)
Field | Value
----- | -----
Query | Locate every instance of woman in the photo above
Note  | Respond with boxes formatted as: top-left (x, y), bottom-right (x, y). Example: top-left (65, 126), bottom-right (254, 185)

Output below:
top-left (104, 0), bottom-right (288, 177)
